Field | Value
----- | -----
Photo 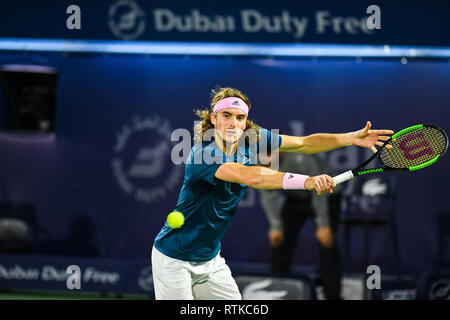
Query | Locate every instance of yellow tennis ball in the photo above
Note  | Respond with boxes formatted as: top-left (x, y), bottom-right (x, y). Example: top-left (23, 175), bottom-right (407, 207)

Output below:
top-left (167, 211), bottom-right (185, 228)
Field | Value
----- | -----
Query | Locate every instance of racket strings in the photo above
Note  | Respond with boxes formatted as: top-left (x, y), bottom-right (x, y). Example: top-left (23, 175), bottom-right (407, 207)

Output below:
top-left (380, 126), bottom-right (448, 169)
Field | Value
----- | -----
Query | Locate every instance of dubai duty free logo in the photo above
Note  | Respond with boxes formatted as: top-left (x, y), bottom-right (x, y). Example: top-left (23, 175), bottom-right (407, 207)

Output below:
top-left (111, 115), bottom-right (183, 203)
top-left (108, 0), bottom-right (146, 40)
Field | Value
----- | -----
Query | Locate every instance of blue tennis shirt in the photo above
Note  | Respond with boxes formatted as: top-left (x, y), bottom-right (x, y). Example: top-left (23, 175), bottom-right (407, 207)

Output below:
top-left (154, 128), bottom-right (282, 262)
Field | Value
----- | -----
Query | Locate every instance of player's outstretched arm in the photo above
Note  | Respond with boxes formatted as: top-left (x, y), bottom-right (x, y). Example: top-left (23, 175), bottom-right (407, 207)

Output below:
top-left (278, 121), bottom-right (394, 154)
top-left (214, 163), bottom-right (335, 195)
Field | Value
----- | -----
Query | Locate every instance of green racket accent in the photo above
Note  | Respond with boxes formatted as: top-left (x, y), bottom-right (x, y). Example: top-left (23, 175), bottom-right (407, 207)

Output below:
top-left (357, 168), bottom-right (384, 175)
top-left (409, 155), bottom-right (440, 171)
top-left (392, 124), bottom-right (423, 139)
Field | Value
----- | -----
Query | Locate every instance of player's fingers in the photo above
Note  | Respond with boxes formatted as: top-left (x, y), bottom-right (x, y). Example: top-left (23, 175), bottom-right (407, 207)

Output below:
top-left (315, 180), bottom-right (324, 193)
top-left (319, 176), bottom-right (330, 192)
top-left (316, 179), bottom-right (327, 194)
top-left (371, 145), bottom-right (378, 153)
top-left (377, 139), bottom-right (394, 149)
top-left (378, 135), bottom-right (391, 141)
top-left (321, 176), bottom-right (334, 194)
top-left (325, 184), bottom-right (334, 193)
top-left (324, 175), bottom-right (336, 188)
top-left (314, 181), bottom-right (320, 192)
top-left (373, 129), bottom-right (394, 135)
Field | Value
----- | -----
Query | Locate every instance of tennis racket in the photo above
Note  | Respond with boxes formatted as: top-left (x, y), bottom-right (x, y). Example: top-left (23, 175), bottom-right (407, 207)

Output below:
top-left (333, 124), bottom-right (448, 185)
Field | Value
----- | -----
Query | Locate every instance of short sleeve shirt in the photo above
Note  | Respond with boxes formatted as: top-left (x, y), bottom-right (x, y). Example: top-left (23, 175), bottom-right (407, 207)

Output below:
top-left (154, 127), bottom-right (282, 262)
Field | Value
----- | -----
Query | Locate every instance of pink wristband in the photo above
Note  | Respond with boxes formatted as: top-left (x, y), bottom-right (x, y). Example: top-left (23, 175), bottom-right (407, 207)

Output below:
top-left (282, 172), bottom-right (309, 190)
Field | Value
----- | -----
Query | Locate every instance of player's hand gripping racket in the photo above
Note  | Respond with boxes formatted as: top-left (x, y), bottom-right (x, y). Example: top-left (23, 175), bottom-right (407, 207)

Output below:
top-left (333, 124), bottom-right (448, 185)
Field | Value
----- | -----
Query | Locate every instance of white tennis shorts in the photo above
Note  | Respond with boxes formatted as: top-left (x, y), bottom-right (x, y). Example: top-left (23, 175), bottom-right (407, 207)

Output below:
top-left (151, 246), bottom-right (242, 300)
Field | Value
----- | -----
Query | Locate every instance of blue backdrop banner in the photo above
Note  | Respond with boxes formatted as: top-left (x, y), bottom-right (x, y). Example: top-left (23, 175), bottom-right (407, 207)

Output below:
top-left (0, 0), bottom-right (449, 45)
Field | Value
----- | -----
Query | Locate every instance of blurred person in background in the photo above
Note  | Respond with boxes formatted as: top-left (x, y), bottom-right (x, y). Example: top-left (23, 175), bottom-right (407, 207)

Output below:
top-left (259, 152), bottom-right (343, 300)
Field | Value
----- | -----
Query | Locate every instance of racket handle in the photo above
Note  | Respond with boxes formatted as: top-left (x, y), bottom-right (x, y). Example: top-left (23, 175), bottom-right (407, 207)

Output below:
top-left (333, 170), bottom-right (354, 185)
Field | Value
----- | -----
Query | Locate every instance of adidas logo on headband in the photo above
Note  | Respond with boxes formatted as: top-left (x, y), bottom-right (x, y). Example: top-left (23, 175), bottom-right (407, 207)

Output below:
top-left (231, 100), bottom-right (240, 106)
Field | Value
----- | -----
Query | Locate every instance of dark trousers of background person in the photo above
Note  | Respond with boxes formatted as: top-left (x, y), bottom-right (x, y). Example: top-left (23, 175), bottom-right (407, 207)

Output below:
top-left (271, 194), bottom-right (342, 300)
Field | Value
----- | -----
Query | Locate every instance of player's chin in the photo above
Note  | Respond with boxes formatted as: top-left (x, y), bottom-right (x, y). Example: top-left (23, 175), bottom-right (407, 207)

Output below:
top-left (224, 135), bottom-right (239, 144)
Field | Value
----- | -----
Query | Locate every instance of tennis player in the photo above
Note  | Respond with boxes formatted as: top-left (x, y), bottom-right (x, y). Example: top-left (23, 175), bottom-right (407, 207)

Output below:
top-left (152, 87), bottom-right (393, 300)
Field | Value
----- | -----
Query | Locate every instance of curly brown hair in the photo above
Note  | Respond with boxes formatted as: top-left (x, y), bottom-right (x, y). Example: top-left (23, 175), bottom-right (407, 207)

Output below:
top-left (193, 86), bottom-right (261, 143)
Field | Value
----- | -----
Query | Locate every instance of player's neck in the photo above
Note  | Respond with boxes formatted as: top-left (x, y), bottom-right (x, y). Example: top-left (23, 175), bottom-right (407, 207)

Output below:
top-left (214, 134), bottom-right (237, 156)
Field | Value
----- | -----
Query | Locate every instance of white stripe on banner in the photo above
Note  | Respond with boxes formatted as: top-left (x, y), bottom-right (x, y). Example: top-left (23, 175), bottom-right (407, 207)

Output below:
top-left (0, 38), bottom-right (450, 58)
